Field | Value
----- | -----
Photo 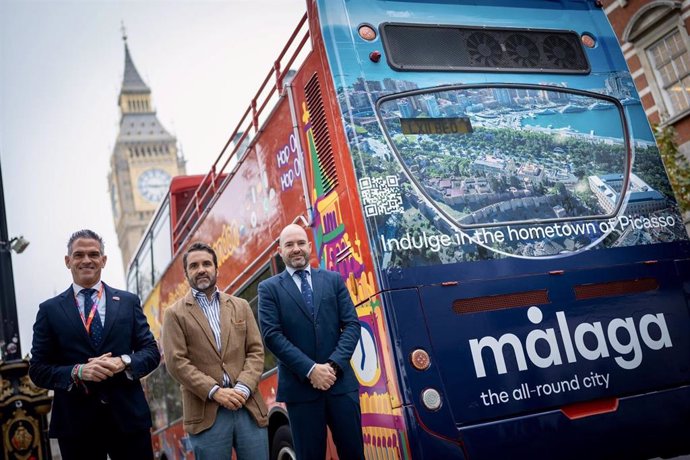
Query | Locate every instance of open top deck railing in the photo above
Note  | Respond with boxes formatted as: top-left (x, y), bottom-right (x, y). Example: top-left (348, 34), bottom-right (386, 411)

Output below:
top-left (172, 12), bottom-right (310, 252)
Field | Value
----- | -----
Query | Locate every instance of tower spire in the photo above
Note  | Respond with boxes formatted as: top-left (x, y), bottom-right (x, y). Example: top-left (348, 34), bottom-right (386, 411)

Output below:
top-left (110, 26), bottom-right (186, 268)
top-left (120, 23), bottom-right (150, 94)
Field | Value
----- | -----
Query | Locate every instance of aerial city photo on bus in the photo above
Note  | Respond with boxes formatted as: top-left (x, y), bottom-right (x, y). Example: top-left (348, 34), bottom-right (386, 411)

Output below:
top-left (4, 0), bottom-right (690, 459)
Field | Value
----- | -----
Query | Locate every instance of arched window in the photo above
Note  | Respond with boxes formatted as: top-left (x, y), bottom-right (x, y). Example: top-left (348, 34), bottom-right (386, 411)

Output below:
top-left (624, 1), bottom-right (688, 120)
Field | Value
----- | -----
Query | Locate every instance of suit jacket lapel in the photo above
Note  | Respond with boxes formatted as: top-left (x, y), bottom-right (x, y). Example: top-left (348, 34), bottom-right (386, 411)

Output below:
top-left (279, 270), bottom-right (313, 321)
top-left (311, 268), bottom-right (323, 319)
top-left (186, 291), bottom-right (222, 358)
top-left (219, 294), bottom-right (233, 358)
top-left (99, 283), bottom-right (119, 348)
top-left (58, 286), bottom-right (93, 346)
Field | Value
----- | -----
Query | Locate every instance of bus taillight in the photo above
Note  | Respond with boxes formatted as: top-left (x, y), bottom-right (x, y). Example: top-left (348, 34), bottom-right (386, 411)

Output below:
top-left (581, 33), bottom-right (596, 48)
top-left (421, 388), bottom-right (442, 411)
top-left (358, 24), bottom-right (377, 41)
top-left (410, 349), bottom-right (431, 371)
top-left (561, 398), bottom-right (619, 420)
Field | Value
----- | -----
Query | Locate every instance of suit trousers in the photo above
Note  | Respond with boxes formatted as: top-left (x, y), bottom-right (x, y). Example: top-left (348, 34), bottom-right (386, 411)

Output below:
top-left (56, 402), bottom-right (153, 460)
top-left (286, 390), bottom-right (365, 460)
top-left (189, 406), bottom-right (268, 460)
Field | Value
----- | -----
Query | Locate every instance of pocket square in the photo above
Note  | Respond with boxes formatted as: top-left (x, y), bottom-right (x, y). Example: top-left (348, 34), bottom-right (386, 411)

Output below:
top-left (112, 296), bottom-right (120, 301)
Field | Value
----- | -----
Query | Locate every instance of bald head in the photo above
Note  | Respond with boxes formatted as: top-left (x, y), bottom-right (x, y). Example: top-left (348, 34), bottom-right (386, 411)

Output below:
top-left (279, 224), bottom-right (307, 246)
top-left (279, 224), bottom-right (311, 269)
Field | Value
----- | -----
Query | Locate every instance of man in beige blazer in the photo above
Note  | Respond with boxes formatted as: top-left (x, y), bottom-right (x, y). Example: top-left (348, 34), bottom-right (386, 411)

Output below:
top-left (162, 242), bottom-right (268, 459)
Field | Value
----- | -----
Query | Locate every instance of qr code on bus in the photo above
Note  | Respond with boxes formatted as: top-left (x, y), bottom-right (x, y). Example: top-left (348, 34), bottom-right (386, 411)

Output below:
top-left (359, 176), bottom-right (403, 217)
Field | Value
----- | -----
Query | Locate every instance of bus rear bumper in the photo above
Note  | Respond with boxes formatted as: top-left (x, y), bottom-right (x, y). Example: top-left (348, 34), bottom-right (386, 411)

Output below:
top-left (407, 384), bottom-right (690, 459)
top-left (459, 385), bottom-right (690, 460)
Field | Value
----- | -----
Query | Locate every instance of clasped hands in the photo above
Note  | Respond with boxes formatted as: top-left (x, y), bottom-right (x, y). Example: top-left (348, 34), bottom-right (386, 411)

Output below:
top-left (309, 363), bottom-right (337, 391)
top-left (212, 388), bottom-right (248, 410)
top-left (81, 352), bottom-right (127, 382)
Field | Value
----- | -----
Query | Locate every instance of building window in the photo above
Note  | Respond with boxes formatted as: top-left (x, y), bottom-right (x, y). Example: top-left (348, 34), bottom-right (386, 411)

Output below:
top-left (647, 29), bottom-right (690, 116)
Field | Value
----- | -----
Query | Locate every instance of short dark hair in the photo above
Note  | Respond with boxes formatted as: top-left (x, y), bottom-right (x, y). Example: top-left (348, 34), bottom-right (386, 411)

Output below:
top-left (183, 242), bottom-right (218, 273)
top-left (67, 229), bottom-right (104, 255)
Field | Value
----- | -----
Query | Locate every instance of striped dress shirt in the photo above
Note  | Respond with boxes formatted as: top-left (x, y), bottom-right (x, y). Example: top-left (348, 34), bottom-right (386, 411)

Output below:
top-left (192, 288), bottom-right (250, 399)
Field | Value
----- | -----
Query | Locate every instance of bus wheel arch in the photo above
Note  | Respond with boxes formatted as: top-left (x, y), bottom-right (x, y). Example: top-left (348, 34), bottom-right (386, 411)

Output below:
top-left (268, 410), bottom-right (295, 460)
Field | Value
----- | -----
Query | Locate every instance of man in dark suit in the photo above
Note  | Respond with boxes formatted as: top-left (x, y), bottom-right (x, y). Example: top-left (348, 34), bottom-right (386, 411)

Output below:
top-left (258, 224), bottom-right (364, 460)
top-left (29, 229), bottom-right (160, 460)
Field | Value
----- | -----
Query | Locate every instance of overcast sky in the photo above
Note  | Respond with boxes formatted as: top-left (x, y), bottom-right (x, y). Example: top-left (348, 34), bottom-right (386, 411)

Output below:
top-left (0, 0), bottom-right (305, 357)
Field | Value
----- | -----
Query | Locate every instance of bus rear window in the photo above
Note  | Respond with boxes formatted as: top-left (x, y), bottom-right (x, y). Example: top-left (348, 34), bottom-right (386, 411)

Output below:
top-left (376, 85), bottom-right (631, 229)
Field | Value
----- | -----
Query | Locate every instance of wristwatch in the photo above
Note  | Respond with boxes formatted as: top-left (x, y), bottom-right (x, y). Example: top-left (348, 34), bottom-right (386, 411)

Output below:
top-left (120, 354), bottom-right (132, 369)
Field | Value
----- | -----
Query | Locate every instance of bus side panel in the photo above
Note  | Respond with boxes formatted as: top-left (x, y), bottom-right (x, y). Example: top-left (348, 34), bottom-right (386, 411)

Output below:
top-left (281, 6), bottom-right (413, 458)
top-left (195, 97), bottom-right (307, 292)
top-left (153, 422), bottom-right (192, 460)
top-left (151, 96), bottom-right (306, 331)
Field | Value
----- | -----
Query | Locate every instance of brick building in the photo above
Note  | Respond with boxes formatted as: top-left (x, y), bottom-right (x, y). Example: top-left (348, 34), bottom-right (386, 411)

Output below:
top-left (604, 0), bottom-right (690, 152)
top-left (604, 0), bottom-right (690, 230)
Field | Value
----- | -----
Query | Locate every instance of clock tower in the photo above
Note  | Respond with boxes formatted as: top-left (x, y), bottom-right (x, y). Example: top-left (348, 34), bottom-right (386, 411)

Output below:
top-left (108, 31), bottom-right (186, 270)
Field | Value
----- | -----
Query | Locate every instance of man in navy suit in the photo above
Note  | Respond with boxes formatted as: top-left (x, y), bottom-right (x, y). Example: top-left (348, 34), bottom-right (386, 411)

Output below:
top-left (29, 229), bottom-right (160, 460)
top-left (258, 224), bottom-right (364, 460)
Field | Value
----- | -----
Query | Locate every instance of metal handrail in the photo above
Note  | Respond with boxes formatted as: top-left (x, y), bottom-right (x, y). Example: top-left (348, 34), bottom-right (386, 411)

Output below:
top-left (172, 12), bottom-right (310, 250)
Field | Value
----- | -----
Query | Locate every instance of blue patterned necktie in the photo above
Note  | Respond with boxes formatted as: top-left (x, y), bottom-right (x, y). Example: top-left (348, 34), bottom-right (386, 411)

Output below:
top-left (296, 270), bottom-right (314, 316)
top-left (82, 288), bottom-right (103, 347)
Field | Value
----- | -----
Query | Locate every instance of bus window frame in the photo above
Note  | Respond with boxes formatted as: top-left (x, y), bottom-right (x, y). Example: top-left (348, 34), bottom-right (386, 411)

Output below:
top-left (127, 196), bottom-right (174, 301)
top-left (151, 200), bottom-right (172, 286)
top-left (374, 82), bottom-right (633, 229)
top-left (136, 234), bottom-right (154, 301)
top-left (127, 262), bottom-right (138, 297)
top-left (232, 262), bottom-right (279, 375)
top-left (142, 361), bottom-right (183, 433)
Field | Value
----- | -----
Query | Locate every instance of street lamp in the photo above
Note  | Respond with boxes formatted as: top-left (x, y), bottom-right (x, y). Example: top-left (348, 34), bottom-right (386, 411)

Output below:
top-left (0, 158), bottom-right (52, 459)
top-left (0, 236), bottom-right (30, 255)
top-left (0, 233), bottom-right (27, 358)
top-left (0, 158), bottom-right (23, 362)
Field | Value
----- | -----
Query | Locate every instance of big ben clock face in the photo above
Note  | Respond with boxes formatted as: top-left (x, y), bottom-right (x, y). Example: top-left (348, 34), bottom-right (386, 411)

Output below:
top-left (137, 168), bottom-right (172, 203)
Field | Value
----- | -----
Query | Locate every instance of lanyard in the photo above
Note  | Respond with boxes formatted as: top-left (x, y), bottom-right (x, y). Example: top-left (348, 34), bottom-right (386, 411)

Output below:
top-left (74, 284), bottom-right (104, 333)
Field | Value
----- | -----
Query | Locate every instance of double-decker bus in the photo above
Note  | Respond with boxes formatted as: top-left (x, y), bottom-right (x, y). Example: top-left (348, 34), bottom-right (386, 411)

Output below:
top-left (127, 0), bottom-right (690, 458)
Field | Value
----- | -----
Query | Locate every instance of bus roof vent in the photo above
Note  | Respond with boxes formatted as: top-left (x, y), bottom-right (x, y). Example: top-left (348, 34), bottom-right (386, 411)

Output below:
top-left (504, 33), bottom-right (540, 67)
top-left (380, 23), bottom-right (590, 74)
top-left (466, 32), bottom-right (502, 67)
top-left (543, 35), bottom-right (581, 69)
top-left (304, 73), bottom-right (338, 194)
